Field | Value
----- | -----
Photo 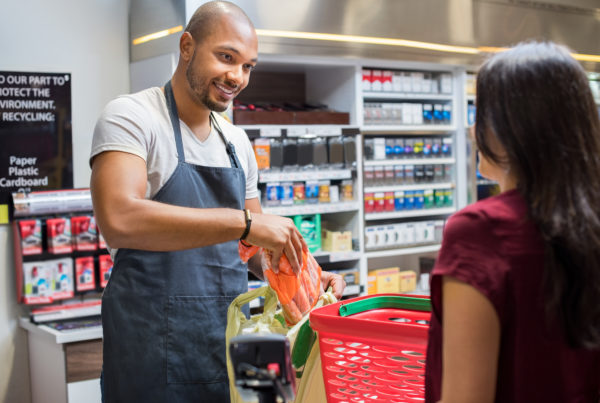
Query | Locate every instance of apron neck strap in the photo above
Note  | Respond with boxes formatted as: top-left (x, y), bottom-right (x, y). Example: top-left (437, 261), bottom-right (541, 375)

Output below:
top-left (164, 80), bottom-right (240, 169)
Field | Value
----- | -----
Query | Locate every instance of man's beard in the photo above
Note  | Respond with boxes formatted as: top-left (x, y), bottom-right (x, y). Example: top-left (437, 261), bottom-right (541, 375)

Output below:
top-left (185, 51), bottom-right (229, 112)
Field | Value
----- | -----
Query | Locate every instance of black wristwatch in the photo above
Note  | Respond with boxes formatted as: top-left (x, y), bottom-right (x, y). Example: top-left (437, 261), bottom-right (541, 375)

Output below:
top-left (240, 209), bottom-right (252, 240)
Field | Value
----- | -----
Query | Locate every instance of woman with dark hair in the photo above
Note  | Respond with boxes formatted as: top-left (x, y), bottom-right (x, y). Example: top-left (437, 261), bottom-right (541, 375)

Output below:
top-left (425, 41), bottom-right (600, 403)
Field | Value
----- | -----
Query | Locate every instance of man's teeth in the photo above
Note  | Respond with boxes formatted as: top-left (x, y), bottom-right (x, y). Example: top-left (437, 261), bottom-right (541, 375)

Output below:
top-left (215, 83), bottom-right (234, 94)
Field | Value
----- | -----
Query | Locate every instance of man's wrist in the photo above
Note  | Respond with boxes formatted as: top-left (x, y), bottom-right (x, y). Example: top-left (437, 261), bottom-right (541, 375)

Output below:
top-left (240, 208), bottom-right (252, 240)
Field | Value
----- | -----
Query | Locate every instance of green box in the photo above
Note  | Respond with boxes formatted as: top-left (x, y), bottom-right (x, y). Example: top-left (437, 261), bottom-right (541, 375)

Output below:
top-left (293, 214), bottom-right (321, 253)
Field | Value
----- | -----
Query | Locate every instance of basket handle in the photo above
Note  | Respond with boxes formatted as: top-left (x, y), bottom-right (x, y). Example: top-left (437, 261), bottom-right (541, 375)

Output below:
top-left (339, 295), bottom-right (431, 317)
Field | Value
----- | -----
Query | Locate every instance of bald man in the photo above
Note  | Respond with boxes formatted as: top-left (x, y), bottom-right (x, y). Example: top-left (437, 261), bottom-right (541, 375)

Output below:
top-left (91, 1), bottom-right (343, 401)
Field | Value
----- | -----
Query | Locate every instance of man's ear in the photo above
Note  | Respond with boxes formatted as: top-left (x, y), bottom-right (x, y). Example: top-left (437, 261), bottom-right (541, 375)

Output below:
top-left (179, 32), bottom-right (195, 62)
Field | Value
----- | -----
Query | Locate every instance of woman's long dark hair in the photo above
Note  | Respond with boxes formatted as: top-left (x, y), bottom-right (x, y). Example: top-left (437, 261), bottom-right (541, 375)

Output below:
top-left (475, 41), bottom-right (600, 349)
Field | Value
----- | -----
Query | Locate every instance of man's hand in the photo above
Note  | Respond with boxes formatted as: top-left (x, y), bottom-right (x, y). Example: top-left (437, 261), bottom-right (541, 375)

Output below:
top-left (321, 271), bottom-right (346, 300)
top-left (245, 212), bottom-right (307, 274)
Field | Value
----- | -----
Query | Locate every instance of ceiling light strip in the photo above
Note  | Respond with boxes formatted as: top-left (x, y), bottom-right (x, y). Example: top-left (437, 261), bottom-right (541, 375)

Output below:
top-left (255, 29), bottom-right (479, 55)
top-left (132, 25), bottom-right (183, 45)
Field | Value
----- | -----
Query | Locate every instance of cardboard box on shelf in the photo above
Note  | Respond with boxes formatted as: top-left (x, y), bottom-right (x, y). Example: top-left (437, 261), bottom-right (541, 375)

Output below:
top-left (321, 229), bottom-right (352, 252)
top-left (368, 267), bottom-right (400, 294)
top-left (399, 270), bottom-right (417, 293)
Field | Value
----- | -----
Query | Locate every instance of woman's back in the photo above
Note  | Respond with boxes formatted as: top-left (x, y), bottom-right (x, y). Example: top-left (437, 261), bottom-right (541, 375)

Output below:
top-left (426, 189), bottom-right (600, 402)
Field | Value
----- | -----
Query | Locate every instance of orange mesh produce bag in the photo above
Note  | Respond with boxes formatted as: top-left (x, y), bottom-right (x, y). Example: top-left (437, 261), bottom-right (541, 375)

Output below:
top-left (239, 241), bottom-right (322, 325)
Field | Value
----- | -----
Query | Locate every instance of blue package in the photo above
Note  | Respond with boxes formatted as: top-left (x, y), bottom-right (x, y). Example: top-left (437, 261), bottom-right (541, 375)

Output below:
top-left (394, 192), bottom-right (405, 211)
top-left (414, 190), bottom-right (424, 209)
top-left (404, 190), bottom-right (415, 210)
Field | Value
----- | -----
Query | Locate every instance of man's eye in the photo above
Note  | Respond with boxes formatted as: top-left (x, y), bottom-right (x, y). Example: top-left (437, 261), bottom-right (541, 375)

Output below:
top-left (220, 53), bottom-right (233, 62)
top-left (244, 64), bottom-right (255, 72)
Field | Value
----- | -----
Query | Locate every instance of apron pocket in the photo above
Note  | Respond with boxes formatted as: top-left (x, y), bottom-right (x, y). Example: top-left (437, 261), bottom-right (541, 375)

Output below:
top-left (166, 295), bottom-right (233, 384)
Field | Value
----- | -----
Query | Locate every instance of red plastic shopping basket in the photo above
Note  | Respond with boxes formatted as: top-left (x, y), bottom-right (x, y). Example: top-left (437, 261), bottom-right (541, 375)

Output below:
top-left (310, 294), bottom-right (431, 403)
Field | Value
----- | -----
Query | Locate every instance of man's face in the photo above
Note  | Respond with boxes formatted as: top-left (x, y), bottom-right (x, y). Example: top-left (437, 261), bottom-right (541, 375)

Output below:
top-left (185, 16), bottom-right (258, 112)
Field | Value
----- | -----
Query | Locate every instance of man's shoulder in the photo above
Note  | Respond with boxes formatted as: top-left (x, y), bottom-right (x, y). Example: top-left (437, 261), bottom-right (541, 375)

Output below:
top-left (103, 87), bottom-right (163, 116)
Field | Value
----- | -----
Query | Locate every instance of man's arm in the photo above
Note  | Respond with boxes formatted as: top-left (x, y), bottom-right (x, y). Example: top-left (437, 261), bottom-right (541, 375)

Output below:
top-left (91, 151), bottom-right (304, 270)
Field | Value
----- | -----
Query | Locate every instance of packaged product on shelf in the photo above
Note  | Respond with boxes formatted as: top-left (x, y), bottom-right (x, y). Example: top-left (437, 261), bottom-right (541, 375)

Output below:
top-left (433, 104), bottom-right (444, 124)
top-left (364, 138), bottom-right (375, 160)
top-left (293, 182), bottom-right (306, 204)
top-left (363, 166), bottom-right (374, 186)
top-left (252, 138), bottom-right (271, 170)
top-left (384, 165), bottom-right (395, 184)
top-left (265, 182), bottom-right (281, 206)
top-left (394, 165), bottom-right (405, 185)
top-left (364, 192), bottom-right (375, 213)
top-left (399, 270), bottom-right (417, 293)
top-left (444, 189), bottom-right (454, 206)
top-left (425, 164), bottom-right (435, 182)
top-left (23, 261), bottom-right (53, 304)
top-left (424, 189), bottom-right (435, 208)
top-left (282, 138), bottom-right (298, 170)
top-left (422, 73), bottom-right (432, 93)
top-left (329, 185), bottom-right (339, 203)
top-left (385, 225), bottom-right (398, 247)
top-left (434, 220), bottom-right (445, 242)
top-left (443, 104), bottom-right (452, 123)
top-left (374, 192), bottom-right (385, 212)
top-left (404, 164), bottom-right (415, 184)
top-left (382, 103), bottom-right (395, 124)
top-left (293, 214), bottom-right (321, 253)
top-left (371, 70), bottom-right (383, 91)
top-left (280, 182), bottom-right (294, 206)
top-left (393, 138), bottom-right (404, 158)
top-left (362, 68), bottom-right (372, 91)
top-left (98, 229), bottom-right (107, 249)
top-left (434, 189), bottom-right (445, 207)
top-left (50, 258), bottom-right (74, 300)
top-left (373, 137), bottom-right (386, 160)
top-left (403, 138), bottom-right (414, 156)
top-left (431, 74), bottom-right (440, 94)
top-left (385, 138), bottom-right (394, 159)
top-left (414, 189), bottom-right (425, 209)
top-left (412, 103), bottom-right (424, 125)
top-left (404, 190), bottom-right (415, 210)
top-left (403, 223), bottom-right (417, 244)
top-left (318, 180), bottom-right (331, 203)
top-left (75, 256), bottom-right (96, 291)
top-left (321, 229), bottom-right (352, 252)
top-left (442, 138), bottom-right (453, 156)
top-left (313, 137), bottom-right (328, 167)
top-left (401, 72), bottom-right (412, 92)
top-left (444, 164), bottom-right (453, 181)
top-left (440, 73), bottom-right (453, 94)
top-left (393, 103), bottom-right (403, 125)
top-left (411, 72), bottom-right (424, 93)
top-left (374, 226), bottom-right (387, 248)
top-left (369, 267), bottom-right (400, 294)
top-left (382, 70), bottom-right (393, 92)
top-left (71, 215), bottom-right (98, 251)
top-left (384, 192), bottom-right (395, 212)
top-left (414, 165), bottom-right (425, 183)
top-left (392, 71), bottom-right (402, 92)
top-left (394, 191), bottom-right (405, 211)
top-left (340, 180), bottom-right (354, 201)
top-left (270, 139), bottom-right (283, 171)
top-left (365, 226), bottom-right (376, 249)
top-left (327, 136), bottom-right (344, 168)
top-left (374, 165), bottom-right (385, 185)
top-left (401, 103), bottom-right (413, 125)
top-left (423, 138), bottom-right (433, 157)
top-left (468, 103), bottom-right (476, 126)
top-left (424, 221), bottom-right (436, 243)
top-left (305, 181), bottom-right (320, 204)
top-left (342, 136), bottom-right (356, 168)
top-left (435, 165), bottom-right (444, 182)
top-left (99, 254), bottom-right (113, 288)
top-left (18, 219), bottom-right (42, 255)
top-left (432, 138), bottom-right (442, 156)
top-left (363, 103), bottom-right (373, 124)
top-left (46, 217), bottom-right (73, 254)
top-left (297, 137), bottom-right (313, 168)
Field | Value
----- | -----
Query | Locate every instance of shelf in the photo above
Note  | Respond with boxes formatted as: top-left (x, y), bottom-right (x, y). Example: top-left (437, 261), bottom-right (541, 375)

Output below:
top-left (363, 92), bottom-right (453, 101)
top-left (364, 157), bottom-right (455, 167)
top-left (477, 179), bottom-right (498, 186)
top-left (365, 243), bottom-right (441, 258)
top-left (258, 169), bottom-right (352, 183)
top-left (362, 125), bottom-right (455, 134)
top-left (365, 207), bottom-right (456, 221)
top-left (364, 182), bottom-right (454, 193)
top-left (239, 125), bottom-right (360, 138)
top-left (263, 201), bottom-right (360, 216)
top-left (313, 250), bottom-right (362, 264)
top-left (342, 284), bottom-right (362, 297)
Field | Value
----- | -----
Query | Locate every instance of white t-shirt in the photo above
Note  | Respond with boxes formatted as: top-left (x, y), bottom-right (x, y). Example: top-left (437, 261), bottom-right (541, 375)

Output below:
top-left (90, 86), bottom-right (258, 200)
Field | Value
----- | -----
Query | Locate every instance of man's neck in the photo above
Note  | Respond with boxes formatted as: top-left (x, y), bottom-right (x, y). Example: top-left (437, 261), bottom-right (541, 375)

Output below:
top-left (170, 74), bottom-right (212, 142)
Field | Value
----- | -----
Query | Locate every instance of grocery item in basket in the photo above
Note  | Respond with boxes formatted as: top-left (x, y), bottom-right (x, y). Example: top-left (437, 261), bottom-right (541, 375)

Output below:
top-left (238, 241), bottom-right (322, 325)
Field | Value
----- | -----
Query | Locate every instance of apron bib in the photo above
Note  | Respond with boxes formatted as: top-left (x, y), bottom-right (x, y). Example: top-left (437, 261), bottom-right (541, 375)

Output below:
top-left (102, 81), bottom-right (247, 402)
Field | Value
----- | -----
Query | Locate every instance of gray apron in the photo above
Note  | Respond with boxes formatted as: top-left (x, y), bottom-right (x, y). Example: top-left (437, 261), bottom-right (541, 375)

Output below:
top-left (101, 80), bottom-right (247, 402)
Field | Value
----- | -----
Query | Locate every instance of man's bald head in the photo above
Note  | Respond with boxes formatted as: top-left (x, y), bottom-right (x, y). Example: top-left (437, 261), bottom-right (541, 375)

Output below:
top-left (185, 1), bottom-right (255, 43)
